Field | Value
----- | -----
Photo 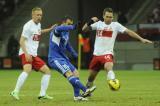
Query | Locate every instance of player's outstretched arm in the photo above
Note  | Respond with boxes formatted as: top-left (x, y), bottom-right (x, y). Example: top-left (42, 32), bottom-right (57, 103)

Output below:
top-left (125, 29), bottom-right (153, 44)
top-left (82, 17), bottom-right (99, 32)
top-left (55, 25), bottom-right (76, 32)
top-left (41, 24), bottom-right (57, 34)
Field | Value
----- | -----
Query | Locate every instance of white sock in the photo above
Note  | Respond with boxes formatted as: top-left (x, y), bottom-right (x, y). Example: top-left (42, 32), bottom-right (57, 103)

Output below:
top-left (39, 74), bottom-right (51, 96)
top-left (107, 70), bottom-right (115, 80)
top-left (14, 71), bottom-right (28, 92)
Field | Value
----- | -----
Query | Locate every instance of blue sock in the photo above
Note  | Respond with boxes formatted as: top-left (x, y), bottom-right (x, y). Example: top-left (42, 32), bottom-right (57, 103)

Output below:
top-left (75, 78), bottom-right (80, 96)
top-left (68, 76), bottom-right (80, 97)
top-left (68, 76), bottom-right (87, 95)
top-left (75, 77), bottom-right (87, 92)
top-left (73, 87), bottom-right (80, 97)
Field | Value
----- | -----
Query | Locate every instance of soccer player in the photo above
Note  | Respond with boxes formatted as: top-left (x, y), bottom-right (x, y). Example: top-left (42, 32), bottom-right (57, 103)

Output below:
top-left (10, 7), bottom-right (56, 100)
top-left (82, 8), bottom-right (153, 89)
top-left (48, 16), bottom-right (96, 101)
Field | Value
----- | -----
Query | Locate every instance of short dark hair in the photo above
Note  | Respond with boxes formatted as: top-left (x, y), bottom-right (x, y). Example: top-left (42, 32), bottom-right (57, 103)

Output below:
top-left (61, 15), bottom-right (73, 21)
top-left (103, 8), bottom-right (113, 16)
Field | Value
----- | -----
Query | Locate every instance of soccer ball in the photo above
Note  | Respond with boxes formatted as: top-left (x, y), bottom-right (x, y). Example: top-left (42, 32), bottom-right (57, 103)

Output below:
top-left (108, 79), bottom-right (120, 91)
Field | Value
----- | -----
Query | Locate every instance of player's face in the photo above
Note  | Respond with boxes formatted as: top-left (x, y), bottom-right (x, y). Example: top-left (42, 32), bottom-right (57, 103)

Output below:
top-left (65, 19), bottom-right (73, 25)
top-left (103, 12), bottom-right (113, 24)
top-left (32, 10), bottom-right (42, 24)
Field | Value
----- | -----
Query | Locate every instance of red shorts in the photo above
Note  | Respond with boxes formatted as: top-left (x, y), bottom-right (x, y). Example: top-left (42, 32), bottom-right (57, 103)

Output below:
top-left (20, 54), bottom-right (46, 71)
top-left (89, 54), bottom-right (113, 71)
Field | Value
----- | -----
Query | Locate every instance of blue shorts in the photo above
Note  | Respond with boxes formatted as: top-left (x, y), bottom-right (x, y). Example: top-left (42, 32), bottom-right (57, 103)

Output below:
top-left (48, 58), bottom-right (76, 75)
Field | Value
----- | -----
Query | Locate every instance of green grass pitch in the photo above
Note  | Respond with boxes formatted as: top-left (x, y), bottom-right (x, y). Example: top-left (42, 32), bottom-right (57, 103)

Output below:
top-left (0, 70), bottom-right (160, 106)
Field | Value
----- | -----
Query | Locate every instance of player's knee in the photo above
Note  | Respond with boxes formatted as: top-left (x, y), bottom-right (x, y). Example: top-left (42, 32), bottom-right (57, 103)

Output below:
top-left (65, 71), bottom-right (73, 78)
top-left (23, 64), bottom-right (32, 74)
top-left (23, 68), bottom-right (32, 74)
top-left (23, 70), bottom-right (32, 74)
top-left (44, 69), bottom-right (51, 74)
top-left (104, 62), bottom-right (113, 71)
top-left (73, 70), bottom-right (79, 77)
top-left (40, 65), bottom-right (51, 74)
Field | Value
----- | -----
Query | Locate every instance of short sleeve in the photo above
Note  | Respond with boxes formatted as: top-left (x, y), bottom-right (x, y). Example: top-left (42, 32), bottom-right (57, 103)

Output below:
top-left (21, 24), bottom-right (31, 38)
top-left (116, 22), bottom-right (127, 33)
top-left (90, 21), bottom-right (99, 30)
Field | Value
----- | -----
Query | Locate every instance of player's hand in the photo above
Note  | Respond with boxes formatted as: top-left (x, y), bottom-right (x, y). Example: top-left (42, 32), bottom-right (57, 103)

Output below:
top-left (91, 17), bottom-right (99, 22)
top-left (74, 21), bottom-right (81, 29)
top-left (140, 38), bottom-right (153, 44)
top-left (25, 53), bottom-right (32, 62)
top-left (50, 24), bottom-right (58, 30)
top-left (87, 17), bottom-right (99, 26)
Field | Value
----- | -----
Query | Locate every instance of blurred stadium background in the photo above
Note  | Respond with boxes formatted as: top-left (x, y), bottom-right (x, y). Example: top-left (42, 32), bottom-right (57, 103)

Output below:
top-left (0, 0), bottom-right (160, 70)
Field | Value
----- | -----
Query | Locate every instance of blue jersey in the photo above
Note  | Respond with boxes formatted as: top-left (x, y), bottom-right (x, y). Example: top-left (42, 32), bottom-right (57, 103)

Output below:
top-left (48, 25), bottom-right (77, 62)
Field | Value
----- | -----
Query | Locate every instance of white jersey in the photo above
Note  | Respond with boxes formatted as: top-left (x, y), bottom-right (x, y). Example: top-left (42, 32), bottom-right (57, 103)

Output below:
top-left (19, 20), bottom-right (41, 56)
top-left (91, 21), bottom-right (127, 56)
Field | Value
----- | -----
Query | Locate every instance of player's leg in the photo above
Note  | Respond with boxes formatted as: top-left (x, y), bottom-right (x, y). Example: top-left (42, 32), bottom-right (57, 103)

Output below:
top-left (72, 70), bottom-right (96, 98)
top-left (86, 69), bottom-right (99, 88)
top-left (69, 62), bottom-right (96, 98)
top-left (104, 62), bottom-right (115, 80)
top-left (65, 71), bottom-right (88, 101)
top-left (103, 54), bottom-right (115, 80)
top-left (104, 55), bottom-right (121, 90)
top-left (67, 70), bottom-right (86, 92)
top-left (38, 65), bottom-right (52, 99)
top-left (32, 56), bottom-right (52, 99)
top-left (11, 54), bottom-right (32, 100)
top-left (86, 56), bottom-right (101, 88)
top-left (49, 59), bottom-right (87, 100)
top-left (68, 61), bottom-right (88, 94)
top-left (14, 64), bottom-right (32, 92)
top-left (71, 70), bottom-right (80, 98)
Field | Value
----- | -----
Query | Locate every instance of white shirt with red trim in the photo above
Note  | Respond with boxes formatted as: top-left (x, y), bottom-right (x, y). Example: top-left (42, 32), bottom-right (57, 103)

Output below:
top-left (19, 20), bottom-right (41, 56)
top-left (91, 21), bottom-right (127, 56)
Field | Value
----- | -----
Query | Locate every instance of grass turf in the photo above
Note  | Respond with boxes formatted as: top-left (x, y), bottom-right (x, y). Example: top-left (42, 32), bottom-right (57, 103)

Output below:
top-left (0, 70), bottom-right (160, 106)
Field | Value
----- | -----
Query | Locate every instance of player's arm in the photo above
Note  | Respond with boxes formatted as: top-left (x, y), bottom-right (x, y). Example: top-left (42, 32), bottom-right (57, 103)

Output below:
top-left (82, 17), bottom-right (99, 32)
top-left (55, 25), bottom-right (76, 32)
top-left (41, 24), bottom-right (57, 34)
top-left (124, 29), bottom-right (153, 44)
top-left (19, 36), bottom-right (32, 62)
top-left (66, 42), bottom-right (78, 59)
top-left (53, 25), bottom-right (77, 37)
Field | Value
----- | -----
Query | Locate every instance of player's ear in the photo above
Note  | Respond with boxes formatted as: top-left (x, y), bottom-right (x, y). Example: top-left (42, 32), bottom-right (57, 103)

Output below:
top-left (111, 17), bottom-right (114, 20)
top-left (103, 15), bottom-right (105, 19)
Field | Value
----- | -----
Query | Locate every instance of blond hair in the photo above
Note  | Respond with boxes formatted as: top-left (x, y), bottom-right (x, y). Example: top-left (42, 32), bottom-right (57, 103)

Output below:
top-left (32, 7), bottom-right (42, 14)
